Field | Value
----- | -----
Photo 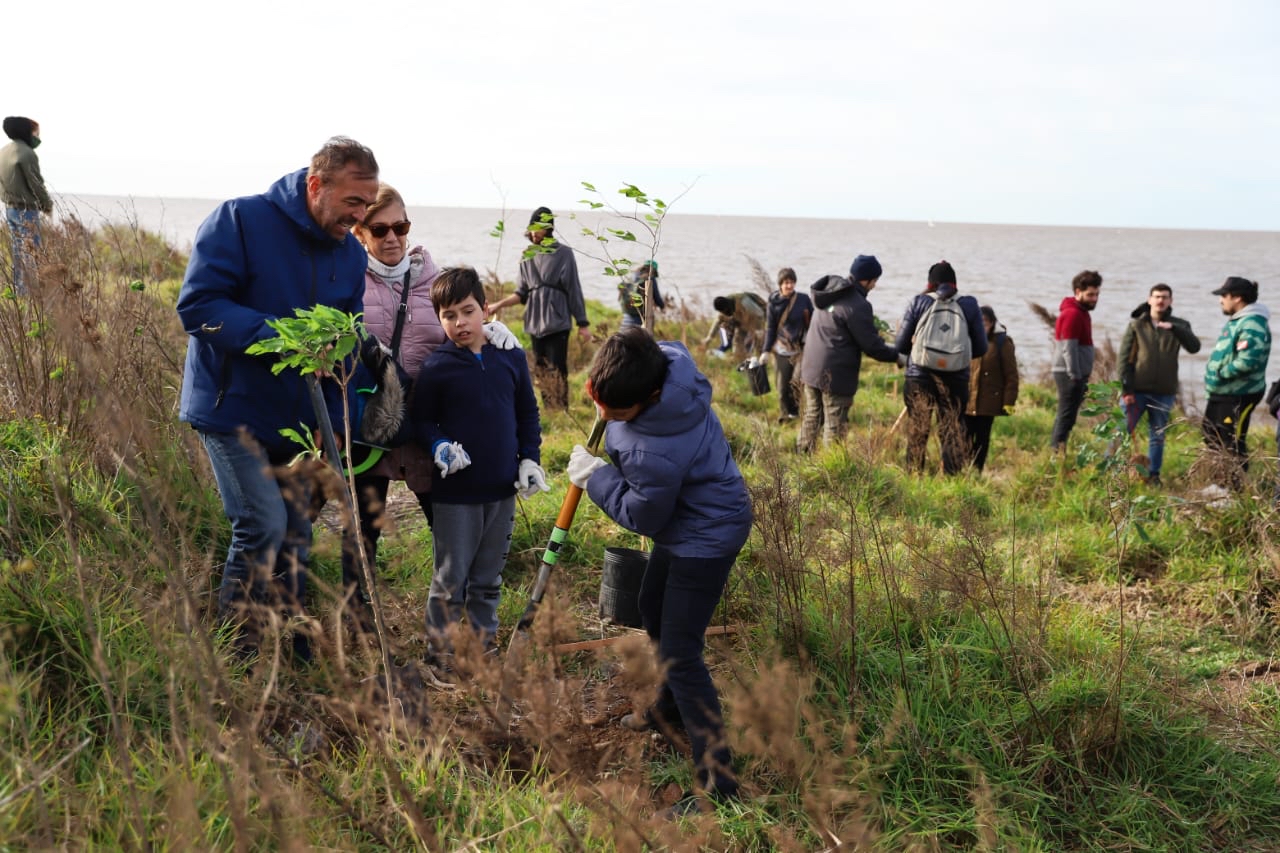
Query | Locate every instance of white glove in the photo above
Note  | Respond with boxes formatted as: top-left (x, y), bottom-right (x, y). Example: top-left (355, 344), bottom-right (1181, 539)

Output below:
top-left (514, 458), bottom-right (550, 499)
top-left (567, 444), bottom-right (608, 489)
top-left (746, 356), bottom-right (760, 369)
top-left (757, 350), bottom-right (771, 366)
top-left (483, 320), bottom-right (520, 350)
top-left (432, 440), bottom-right (472, 479)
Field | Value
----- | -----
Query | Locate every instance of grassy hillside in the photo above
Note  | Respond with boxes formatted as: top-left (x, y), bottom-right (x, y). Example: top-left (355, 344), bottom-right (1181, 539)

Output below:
top-left (3, 223), bottom-right (1280, 850)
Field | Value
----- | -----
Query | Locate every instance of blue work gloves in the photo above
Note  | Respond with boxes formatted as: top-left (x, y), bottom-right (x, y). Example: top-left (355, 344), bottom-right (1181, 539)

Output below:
top-left (432, 440), bottom-right (472, 478)
top-left (514, 458), bottom-right (550, 499)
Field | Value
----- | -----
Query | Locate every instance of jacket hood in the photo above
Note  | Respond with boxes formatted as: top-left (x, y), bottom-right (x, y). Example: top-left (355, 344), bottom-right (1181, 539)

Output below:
top-left (629, 342), bottom-right (711, 437)
top-left (1059, 295), bottom-right (1084, 314)
top-left (811, 274), bottom-right (862, 310)
top-left (263, 168), bottom-right (347, 245)
top-left (1235, 302), bottom-right (1271, 322)
top-left (1130, 301), bottom-right (1150, 319)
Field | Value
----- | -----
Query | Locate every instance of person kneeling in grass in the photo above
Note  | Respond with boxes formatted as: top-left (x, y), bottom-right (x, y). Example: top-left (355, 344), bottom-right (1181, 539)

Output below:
top-left (568, 327), bottom-right (751, 817)
top-left (410, 267), bottom-right (548, 667)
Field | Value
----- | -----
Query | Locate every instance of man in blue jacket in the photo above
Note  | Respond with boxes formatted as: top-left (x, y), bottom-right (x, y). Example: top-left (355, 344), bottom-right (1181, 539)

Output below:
top-left (177, 137), bottom-right (380, 661)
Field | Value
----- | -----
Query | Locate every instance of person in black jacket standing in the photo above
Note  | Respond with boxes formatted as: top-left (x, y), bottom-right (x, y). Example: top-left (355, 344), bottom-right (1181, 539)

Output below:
top-left (759, 267), bottom-right (813, 422)
top-left (796, 254), bottom-right (904, 452)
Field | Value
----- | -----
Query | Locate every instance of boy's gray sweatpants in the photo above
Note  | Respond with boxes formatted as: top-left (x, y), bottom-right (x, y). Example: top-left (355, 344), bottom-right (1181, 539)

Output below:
top-left (427, 497), bottom-right (516, 651)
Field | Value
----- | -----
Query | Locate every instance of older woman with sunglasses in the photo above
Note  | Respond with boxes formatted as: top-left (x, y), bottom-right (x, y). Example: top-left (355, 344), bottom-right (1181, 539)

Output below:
top-left (343, 184), bottom-right (517, 608)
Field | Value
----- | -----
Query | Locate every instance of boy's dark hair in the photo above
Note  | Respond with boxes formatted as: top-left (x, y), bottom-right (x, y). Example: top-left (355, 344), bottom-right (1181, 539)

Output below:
top-left (589, 327), bottom-right (669, 408)
top-left (431, 266), bottom-right (487, 314)
top-left (777, 267), bottom-right (797, 286)
top-left (1072, 269), bottom-right (1103, 292)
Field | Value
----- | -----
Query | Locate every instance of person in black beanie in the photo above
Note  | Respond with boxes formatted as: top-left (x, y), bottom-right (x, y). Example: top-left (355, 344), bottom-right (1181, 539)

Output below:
top-left (487, 207), bottom-right (590, 410)
top-left (1, 116), bottom-right (53, 294)
top-left (894, 260), bottom-right (988, 475)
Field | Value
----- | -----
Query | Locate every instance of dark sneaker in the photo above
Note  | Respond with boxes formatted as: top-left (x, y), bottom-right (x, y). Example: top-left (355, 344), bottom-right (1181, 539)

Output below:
top-left (1146, 473), bottom-right (1162, 487)
top-left (621, 712), bottom-right (652, 732)
top-left (661, 791), bottom-right (709, 820)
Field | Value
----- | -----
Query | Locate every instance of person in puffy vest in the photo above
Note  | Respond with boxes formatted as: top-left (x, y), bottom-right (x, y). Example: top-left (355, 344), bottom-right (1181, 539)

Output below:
top-left (894, 261), bottom-right (987, 475)
top-left (1118, 283), bottom-right (1200, 486)
top-left (964, 305), bottom-right (1019, 473)
top-left (1203, 275), bottom-right (1270, 490)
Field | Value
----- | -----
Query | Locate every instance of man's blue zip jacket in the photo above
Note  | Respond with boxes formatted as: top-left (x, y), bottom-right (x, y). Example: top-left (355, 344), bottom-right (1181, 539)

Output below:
top-left (176, 168), bottom-right (366, 458)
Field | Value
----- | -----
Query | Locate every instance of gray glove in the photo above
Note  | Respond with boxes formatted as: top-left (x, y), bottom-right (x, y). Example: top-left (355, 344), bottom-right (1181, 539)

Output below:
top-left (515, 458), bottom-right (550, 499)
top-left (483, 320), bottom-right (520, 350)
top-left (432, 440), bottom-right (472, 479)
top-left (567, 444), bottom-right (608, 489)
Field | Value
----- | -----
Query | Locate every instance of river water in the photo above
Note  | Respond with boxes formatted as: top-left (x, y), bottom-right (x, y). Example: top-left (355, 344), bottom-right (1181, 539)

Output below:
top-left (58, 193), bottom-right (1280, 399)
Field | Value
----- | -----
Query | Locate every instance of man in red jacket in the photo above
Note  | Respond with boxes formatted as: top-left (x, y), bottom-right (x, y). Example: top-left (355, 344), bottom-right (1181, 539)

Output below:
top-left (1050, 270), bottom-right (1102, 450)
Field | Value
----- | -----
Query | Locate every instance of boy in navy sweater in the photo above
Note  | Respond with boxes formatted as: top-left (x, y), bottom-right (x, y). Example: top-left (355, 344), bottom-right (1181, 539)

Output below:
top-left (568, 327), bottom-right (751, 816)
top-left (411, 267), bottom-right (547, 661)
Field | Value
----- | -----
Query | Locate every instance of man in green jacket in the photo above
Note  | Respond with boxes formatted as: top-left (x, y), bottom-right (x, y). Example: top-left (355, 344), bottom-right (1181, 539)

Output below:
top-left (1118, 283), bottom-right (1200, 485)
top-left (1203, 276), bottom-right (1271, 489)
top-left (1, 116), bottom-right (53, 295)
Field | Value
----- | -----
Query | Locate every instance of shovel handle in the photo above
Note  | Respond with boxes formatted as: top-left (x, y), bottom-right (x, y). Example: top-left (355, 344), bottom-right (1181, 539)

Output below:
top-left (517, 416), bottom-right (606, 628)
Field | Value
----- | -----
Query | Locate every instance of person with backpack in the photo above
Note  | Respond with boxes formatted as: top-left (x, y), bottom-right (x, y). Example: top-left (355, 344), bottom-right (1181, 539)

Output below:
top-left (894, 261), bottom-right (987, 475)
top-left (759, 267), bottom-right (813, 422)
top-left (618, 260), bottom-right (664, 328)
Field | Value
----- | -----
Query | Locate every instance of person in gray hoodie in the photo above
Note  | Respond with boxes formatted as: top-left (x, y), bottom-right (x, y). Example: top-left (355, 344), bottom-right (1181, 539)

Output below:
top-left (796, 254), bottom-right (904, 452)
top-left (487, 207), bottom-right (590, 410)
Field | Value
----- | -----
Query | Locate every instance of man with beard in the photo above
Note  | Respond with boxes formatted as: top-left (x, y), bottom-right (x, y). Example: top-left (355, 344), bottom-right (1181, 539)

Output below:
top-left (1203, 276), bottom-right (1271, 490)
top-left (1050, 270), bottom-right (1102, 450)
top-left (177, 137), bottom-right (380, 662)
top-left (1118, 283), bottom-right (1200, 485)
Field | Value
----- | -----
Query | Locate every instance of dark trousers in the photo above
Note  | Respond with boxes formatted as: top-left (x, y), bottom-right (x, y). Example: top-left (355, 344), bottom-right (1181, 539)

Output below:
top-left (776, 353), bottom-right (800, 418)
top-left (341, 474), bottom-right (432, 599)
top-left (636, 544), bottom-right (739, 798)
top-left (964, 414), bottom-right (995, 472)
top-left (1051, 374), bottom-right (1088, 449)
top-left (1203, 392), bottom-right (1263, 489)
top-left (904, 371), bottom-right (970, 475)
top-left (531, 330), bottom-right (571, 411)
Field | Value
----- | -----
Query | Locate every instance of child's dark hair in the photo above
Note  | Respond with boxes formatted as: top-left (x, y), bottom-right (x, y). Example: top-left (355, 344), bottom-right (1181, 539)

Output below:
top-left (589, 327), bottom-right (669, 408)
top-left (431, 266), bottom-right (486, 314)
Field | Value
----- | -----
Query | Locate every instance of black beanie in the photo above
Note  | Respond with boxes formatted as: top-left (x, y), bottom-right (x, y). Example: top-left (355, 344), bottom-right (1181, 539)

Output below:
top-left (848, 254), bottom-right (882, 283)
top-left (713, 296), bottom-right (735, 315)
top-left (2, 116), bottom-right (35, 144)
top-left (528, 206), bottom-right (554, 230)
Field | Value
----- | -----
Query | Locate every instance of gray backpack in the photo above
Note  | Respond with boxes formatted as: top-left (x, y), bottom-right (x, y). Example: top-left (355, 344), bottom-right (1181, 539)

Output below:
top-left (910, 294), bottom-right (971, 371)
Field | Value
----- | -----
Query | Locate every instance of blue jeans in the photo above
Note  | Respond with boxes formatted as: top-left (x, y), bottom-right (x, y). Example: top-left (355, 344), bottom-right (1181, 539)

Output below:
top-left (1123, 393), bottom-right (1174, 476)
top-left (5, 208), bottom-right (41, 295)
top-left (199, 431), bottom-right (314, 652)
top-left (637, 544), bottom-right (739, 798)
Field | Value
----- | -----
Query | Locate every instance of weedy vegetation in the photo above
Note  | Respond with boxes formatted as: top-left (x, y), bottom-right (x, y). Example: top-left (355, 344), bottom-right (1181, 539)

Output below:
top-left (3, 218), bottom-right (1280, 851)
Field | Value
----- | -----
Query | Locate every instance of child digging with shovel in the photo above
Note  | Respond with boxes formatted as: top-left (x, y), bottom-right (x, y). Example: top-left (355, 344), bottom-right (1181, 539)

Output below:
top-left (567, 327), bottom-right (752, 819)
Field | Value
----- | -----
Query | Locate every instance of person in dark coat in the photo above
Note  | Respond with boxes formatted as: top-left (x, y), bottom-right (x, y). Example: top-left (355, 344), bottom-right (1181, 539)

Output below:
top-left (759, 267), bottom-right (813, 422)
top-left (177, 136), bottom-right (380, 661)
top-left (795, 254), bottom-right (904, 452)
top-left (894, 261), bottom-right (988, 475)
top-left (963, 305), bottom-right (1019, 472)
top-left (568, 329), bottom-right (751, 817)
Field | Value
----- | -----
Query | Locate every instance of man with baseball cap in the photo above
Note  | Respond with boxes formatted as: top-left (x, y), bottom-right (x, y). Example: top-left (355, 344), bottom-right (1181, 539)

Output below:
top-left (1203, 276), bottom-right (1271, 489)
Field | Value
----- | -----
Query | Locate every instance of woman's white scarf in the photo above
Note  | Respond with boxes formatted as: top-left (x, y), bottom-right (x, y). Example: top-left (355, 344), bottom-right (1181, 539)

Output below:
top-left (367, 251), bottom-right (413, 283)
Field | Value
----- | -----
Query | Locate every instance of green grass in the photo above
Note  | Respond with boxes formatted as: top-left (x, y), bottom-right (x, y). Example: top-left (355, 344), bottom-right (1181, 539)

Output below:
top-left (5, 224), bottom-right (1280, 849)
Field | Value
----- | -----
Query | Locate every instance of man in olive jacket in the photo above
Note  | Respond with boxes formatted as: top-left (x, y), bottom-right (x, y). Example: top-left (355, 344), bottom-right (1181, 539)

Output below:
top-left (1202, 276), bottom-right (1271, 489)
top-left (1, 116), bottom-right (53, 294)
top-left (1118, 283), bottom-right (1200, 485)
top-left (796, 254), bottom-right (904, 452)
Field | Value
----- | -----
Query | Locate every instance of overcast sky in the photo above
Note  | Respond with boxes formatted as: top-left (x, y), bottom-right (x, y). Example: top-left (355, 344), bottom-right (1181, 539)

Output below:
top-left (9, 0), bottom-right (1278, 230)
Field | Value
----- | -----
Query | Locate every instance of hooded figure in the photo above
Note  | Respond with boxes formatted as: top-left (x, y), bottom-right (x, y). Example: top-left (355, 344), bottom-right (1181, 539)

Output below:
top-left (2, 116), bottom-right (53, 293)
